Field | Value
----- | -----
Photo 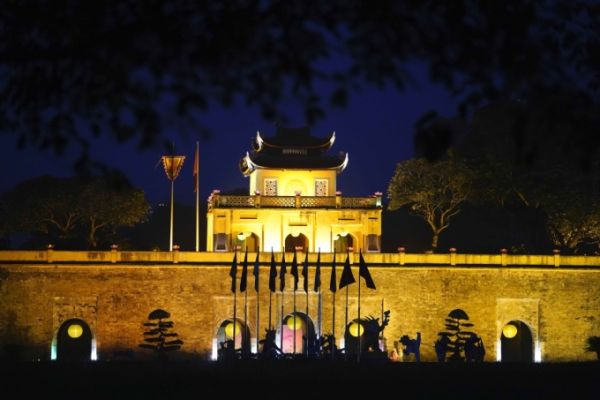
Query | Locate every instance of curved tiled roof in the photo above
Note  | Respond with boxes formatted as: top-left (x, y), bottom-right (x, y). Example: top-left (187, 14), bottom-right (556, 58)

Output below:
top-left (240, 126), bottom-right (348, 176)
top-left (254, 127), bottom-right (335, 152)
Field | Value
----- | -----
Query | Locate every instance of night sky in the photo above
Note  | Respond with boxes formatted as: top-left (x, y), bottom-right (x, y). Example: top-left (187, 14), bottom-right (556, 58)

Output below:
top-left (1, 64), bottom-right (456, 205)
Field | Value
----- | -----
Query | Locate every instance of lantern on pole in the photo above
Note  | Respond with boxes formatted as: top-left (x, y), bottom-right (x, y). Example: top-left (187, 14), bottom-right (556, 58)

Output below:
top-left (161, 155), bottom-right (186, 251)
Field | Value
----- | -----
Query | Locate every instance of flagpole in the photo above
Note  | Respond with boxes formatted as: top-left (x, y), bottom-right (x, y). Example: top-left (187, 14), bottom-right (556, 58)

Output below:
top-left (280, 291), bottom-right (284, 356)
top-left (318, 285), bottom-right (322, 339)
top-left (244, 281), bottom-right (248, 358)
top-left (269, 248), bottom-right (275, 332)
top-left (345, 284), bottom-right (349, 361)
top-left (330, 251), bottom-right (336, 361)
top-left (256, 291), bottom-right (259, 356)
top-left (293, 289), bottom-right (296, 355)
top-left (293, 250), bottom-right (297, 356)
top-left (233, 251), bottom-right (237, 358)
top-left (317, 248), bottom-right (322, 342)
top-left (280, 252), bottom-right (285, 356)
top-left (194, 141), bottom-right (199, 252)
top-left (358, 260), bottom-right (361, 362)
top-left (269, 290), bottom-right (272, 329)
top-left (255, 252), bottom-right (260, 356)
top-left (332, 289), bottom-right (335, 361)
top-left (305, 273), bottom-right (309, 359)
top-left (381, 298), bottom-right (384, 353)
top-left (169, 178), bottom-right (175, 251)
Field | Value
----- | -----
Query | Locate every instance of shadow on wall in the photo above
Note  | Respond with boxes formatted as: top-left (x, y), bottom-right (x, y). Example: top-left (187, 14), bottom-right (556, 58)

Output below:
top-left (139, 309), bottom-right (183, 360)
top-left (434, 309), bottom-right (485, 363)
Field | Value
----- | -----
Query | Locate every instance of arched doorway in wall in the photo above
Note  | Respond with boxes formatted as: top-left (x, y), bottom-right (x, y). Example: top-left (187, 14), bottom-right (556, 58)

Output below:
top-left (285, 233), bottom-right (308, 252)
top-left (56, 318), bottom-right (93, 362)
top-left (216, 319), bottom-right (251, 359)
top-left (281, 312), bottom-right (316, 355)
top-left (501, 320), bottom-right (533, 362)
top-left (235, 232), bottom-right (260, 252)
top-left (344, 319), bottom-right (365, 355)
top-left (334, 233), bottom-right (354, 253)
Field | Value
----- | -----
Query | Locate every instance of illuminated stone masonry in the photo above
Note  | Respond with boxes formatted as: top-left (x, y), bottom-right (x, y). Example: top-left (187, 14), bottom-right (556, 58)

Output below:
top-left (206, 126), bottom-right (382, 253)
top-left (0, 250), bottom-right (599, 362)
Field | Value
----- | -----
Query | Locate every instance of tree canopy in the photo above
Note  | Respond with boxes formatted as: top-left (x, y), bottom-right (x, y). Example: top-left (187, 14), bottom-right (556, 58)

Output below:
top-left (458, 98), bottom-right (600, 253)
top-left (387, 154), bottom-right (473, 251)
top-left (1, 1), bottom-right (598, 171)
top-left (1, 174), bottom-right (150, 248)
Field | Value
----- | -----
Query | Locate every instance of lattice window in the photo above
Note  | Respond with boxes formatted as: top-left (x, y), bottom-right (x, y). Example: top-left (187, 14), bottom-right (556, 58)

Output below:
top-left (264, 178), bottom-right (278, 196)
top-left (315, 179), bottom-right (328, 196)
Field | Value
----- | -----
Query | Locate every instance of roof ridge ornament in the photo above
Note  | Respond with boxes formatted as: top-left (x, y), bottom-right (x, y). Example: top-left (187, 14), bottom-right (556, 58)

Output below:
top-left (254, 131), bottom-right (264, 152)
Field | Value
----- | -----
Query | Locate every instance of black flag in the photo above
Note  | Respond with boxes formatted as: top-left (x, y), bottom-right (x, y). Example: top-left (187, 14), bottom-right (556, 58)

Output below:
top-left (329, 250), bottom-right (337, 293)
top-left (302, 249), bottom-right (309, 293)
top-left (339, 252), bottom-right (355, 289)
top-left (279, 252), bottom-right (287, 291)
top-left (359, 250), bottom-right (376, 289)
top-left (229, 252), bottom-right (238, 293)
top-left (269, 250), bottom-right (277, 292)
top-left (291, 250), bottom-right (299, 291)
top-left (253, 250), bottom-right (260, 292)
top-left (240, 248), bottom-right (248, 292)
top-left (314, 250), bottom-right (321, 292)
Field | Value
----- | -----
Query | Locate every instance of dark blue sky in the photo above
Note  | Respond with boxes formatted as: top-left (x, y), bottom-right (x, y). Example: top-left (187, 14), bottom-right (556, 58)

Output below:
top-left (1, 65), bottom-right (456, 205)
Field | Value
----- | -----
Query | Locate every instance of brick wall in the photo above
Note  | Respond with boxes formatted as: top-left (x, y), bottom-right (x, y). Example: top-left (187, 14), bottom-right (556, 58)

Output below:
top-left (0, 254), bottom-right (599, 362)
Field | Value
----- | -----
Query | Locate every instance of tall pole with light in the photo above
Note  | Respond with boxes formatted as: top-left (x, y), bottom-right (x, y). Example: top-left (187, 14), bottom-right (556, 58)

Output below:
top-left (161, 154), bottom-right (186, 251)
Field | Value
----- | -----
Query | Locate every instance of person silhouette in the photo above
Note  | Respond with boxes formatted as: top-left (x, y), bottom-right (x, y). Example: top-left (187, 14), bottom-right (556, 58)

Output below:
top-left (259, 329), bottom-right (281, 360)
top-left (218, 339), bottom-right (236, 361)
top-left (399, 332), bottom-right (421, 362)
top-left (434, 333), bottom-right (450, 362)
top-left (319, 334), bottom-right (337, 358)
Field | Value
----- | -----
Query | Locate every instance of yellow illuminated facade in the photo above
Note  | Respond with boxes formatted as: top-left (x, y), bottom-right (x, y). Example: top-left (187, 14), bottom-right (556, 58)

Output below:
top-left (207, 127), bottom-right (382, 253)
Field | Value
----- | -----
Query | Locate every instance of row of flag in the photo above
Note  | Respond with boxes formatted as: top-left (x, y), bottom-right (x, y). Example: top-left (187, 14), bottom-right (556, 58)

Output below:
top-left (229, 249), bottom-right (376, 294)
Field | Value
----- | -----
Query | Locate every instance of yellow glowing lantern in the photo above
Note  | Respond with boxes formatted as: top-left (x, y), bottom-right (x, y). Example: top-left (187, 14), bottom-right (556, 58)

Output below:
top-left (67, 324), bottom-right (83, 339)
top-left (224, 322), bottom-right (242, 338)
top-left (286, 316), bottom-right (303, 330)
top-left (502, 323), bottom-right (518, 339)
top-left (348, 322), bottom-right (364, 337)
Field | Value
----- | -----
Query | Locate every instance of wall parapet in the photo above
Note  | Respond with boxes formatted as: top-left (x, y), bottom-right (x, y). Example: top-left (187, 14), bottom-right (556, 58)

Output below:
top-left (0, 250), bottom-right (599, 268)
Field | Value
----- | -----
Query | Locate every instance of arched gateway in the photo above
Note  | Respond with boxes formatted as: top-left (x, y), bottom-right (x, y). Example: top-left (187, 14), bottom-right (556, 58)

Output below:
top-left (56, 318), bottom-right (93, 362)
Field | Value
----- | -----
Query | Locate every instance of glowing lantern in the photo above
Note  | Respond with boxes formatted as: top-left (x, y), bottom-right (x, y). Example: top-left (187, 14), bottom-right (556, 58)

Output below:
top-left (348, 322), bottom-right (364, 337)
top-left (286, 316), bottom-right (303, 330)
top-left (67, 324), bottom-right (83, 339)
top-left (502, 323), bottom-right (518, 339)
top-left (224, 322), bottom-right (242, 338)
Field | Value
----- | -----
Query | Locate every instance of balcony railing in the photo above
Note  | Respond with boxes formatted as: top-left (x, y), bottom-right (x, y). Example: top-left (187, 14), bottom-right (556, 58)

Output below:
top-left (208, 192), bottom-right (382, 210)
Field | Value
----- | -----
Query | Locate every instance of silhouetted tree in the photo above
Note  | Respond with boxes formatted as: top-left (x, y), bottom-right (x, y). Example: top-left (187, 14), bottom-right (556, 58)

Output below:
top-left (0, 176), bottom-right (83, 244)
top-left (139, 309), bottom-right (183, 358)
top-left (1, 2), bottom-right (597, 171)
top-left (1, 174), bottom-right (150, 249)
top-left (460, 98), bottom-right (600, 253)
top-left (387, 154), bottom-right (473, 251)
top-left (78, 176), bottom-right (151, 248)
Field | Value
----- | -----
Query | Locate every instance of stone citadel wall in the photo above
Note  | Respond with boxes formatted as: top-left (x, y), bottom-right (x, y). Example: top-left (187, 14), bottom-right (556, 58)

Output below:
top-left (0, 250), bottom-right (599, 362)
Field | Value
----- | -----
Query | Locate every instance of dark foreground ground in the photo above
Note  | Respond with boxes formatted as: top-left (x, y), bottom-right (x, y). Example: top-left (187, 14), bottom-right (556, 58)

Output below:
top-left (1, 360), bottom-right (598, 399)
